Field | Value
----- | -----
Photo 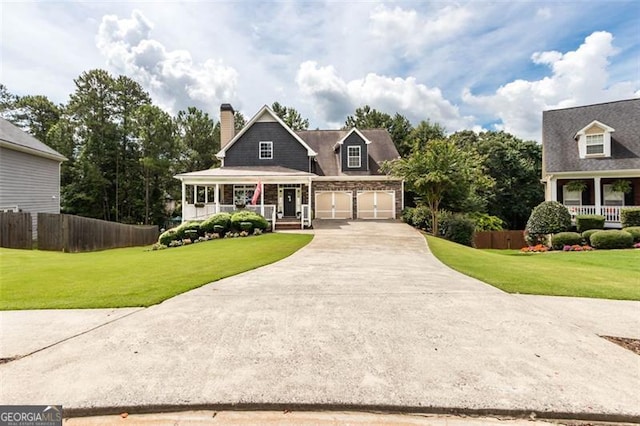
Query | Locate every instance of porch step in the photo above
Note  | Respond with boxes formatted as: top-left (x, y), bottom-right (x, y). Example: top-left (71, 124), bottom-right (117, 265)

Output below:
top-left (275, 220), bottom-right (303, 231)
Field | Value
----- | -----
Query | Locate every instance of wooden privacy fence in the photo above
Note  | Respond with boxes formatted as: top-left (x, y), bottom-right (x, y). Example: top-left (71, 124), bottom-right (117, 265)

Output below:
top-left (38, 213), bottom-right (158, 252)
top-left (474, 230), bottom-right (526, 250)
top-left (0, 212), bottom-right (32, 249)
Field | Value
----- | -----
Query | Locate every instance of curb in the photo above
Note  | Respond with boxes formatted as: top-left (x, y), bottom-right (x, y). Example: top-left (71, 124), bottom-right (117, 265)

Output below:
top-left (63, 403), bottom-right (640, 424)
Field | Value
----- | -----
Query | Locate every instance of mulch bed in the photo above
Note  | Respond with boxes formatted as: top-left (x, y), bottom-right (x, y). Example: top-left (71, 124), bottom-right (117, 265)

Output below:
top-left (601, 335), bottom-right (640, 355)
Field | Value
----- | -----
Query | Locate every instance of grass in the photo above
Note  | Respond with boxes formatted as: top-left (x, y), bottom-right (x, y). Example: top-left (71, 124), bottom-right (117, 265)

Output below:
top-left (426, 235), bottom-right (640, 301)
top-left (0, 233), bottom-right (313, 310)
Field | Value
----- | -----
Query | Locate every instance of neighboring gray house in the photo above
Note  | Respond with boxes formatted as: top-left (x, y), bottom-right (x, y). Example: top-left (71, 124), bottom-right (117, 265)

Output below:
top-left (542, 98), bottom-right (640, 227)
top-left (175, 104), bottom-right (403, 228)
top-left (0, 117), bottom-right (67, 235)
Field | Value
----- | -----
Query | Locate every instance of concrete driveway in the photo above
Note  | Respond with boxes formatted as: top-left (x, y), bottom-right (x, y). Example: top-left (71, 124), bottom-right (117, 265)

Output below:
top-left (0, 221), bottom-right (638, 421)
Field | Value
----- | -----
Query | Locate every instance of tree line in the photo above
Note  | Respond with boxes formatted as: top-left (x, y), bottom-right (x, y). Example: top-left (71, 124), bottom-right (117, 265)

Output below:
top-left (1, 69), bottom-right (543, 230)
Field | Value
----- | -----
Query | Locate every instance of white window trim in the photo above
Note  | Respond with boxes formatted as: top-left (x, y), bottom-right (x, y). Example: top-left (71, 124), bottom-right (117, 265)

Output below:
top-left (585, 133), bottom-right (605, 157)
top-left (259, 141), bottom-right (273, 160)
top-left (603, 184), bottom-right (624, 207)
top-left (347, 146), bottom-right (361, 168)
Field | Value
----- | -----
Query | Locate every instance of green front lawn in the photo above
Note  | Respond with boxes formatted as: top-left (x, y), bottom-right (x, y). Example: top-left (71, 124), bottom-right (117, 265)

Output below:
top-left (0, 233), bottom-right (313, 310)
top-left (426, 235), bottom-right (640, 300)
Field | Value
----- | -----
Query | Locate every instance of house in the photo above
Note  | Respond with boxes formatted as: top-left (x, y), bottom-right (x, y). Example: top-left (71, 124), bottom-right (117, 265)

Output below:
top-left (0, 117), bottom-right (67, 236)
top-left (175, 104), bottom-right (403, 228)
top-left (542, 98), bottom-right (640, 227)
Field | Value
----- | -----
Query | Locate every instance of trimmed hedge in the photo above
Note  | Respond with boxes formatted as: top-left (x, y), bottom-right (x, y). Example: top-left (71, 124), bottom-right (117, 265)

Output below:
top-left (621, 207), bottom-right (640, 228)
top-left (590, 230), bottom-right (634, 249)
top-left (575, 214), bottom-right (605, 232)
top-left (175, 221), bottom-right (202, 239)
top-left (201, 212), bottom-right (232, 234)
top-left (158, 228), bottom-right (177, 245)
top-left (622, 226), bottom-right (640, 243)
top-left (581, 229), bottom-right (601, 245)
top-left (551, 232), bottom-right (583, 250)
top-left (525, 201), bottom-right (571, 245)
top-left (444, 215), bottom-right (475, 247)
top-left (230, 211), bottom-right (269, 231)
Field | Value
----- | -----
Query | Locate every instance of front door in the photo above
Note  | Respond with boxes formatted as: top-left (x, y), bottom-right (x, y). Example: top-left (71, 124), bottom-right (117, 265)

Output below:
top-left (283, 188), bottom-right (296, 217)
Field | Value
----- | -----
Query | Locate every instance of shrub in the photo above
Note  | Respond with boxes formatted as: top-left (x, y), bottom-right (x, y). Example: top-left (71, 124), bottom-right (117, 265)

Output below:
top-left (468, 212), bottom-right (504, 231)
top-left (230, 211), bottom-right (268, 231)
top-left (621, 207), bottom-right (640, 227)
top-left (622, 226), bottom-right (640, 243)
top-left (551, 232), bottom-right (582, 250)
top-left (590, 230), bottom-right (634, 249)
top-left (581, 229), bottom-right (602, 245)
top-left (158, 228), bottom-right (177, 245)
top-left (443, 215), bottom-right (475, 247)
top-left (239, 221), bottom-right (253, 231)
top-left (411, 206), bottom-right (432, 230)
top-left (213, 225), bottom-right (226, 235)
top-left (525, 201), bottom-right (571, 244)
top-left (201, 212), bottom-right (232, 234)
top-left (401, 207), bottom-right (416, 226)
top-left (575, 215), bottom-right (605, 232)
top-left (174, 221), bottom-right (202, 239)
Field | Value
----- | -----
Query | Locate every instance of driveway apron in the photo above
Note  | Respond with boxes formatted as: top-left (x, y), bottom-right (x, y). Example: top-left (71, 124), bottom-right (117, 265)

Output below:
top-left (0, 221), bottom-right (638, 419)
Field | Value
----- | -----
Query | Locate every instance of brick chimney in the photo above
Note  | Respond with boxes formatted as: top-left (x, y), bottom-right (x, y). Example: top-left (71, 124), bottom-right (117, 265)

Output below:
top-left (220, 103), bottom-right (235, 148)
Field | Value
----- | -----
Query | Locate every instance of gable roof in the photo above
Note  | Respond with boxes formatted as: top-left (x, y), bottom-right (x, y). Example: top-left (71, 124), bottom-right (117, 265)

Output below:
top-left (217, 105), bottom-right (317, 158)
top-left (574, 120), bottom-right (615, 138)
top-left (543, 98), bottom-right (640, 174)
top-left (333, 128), bottom-right (372, 150)
top-left (0, 117), bottom-right (67, 162)
top-left (297, 128), bottom-right (399, 176)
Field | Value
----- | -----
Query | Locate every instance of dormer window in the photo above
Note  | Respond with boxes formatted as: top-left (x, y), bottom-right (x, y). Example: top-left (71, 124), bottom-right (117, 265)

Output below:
top-left (347, 146), bottom-right (361, 168)
top-left (575, 120), bottom-right (614, 159)
top-left (585, 134), bottom-right (604, 155)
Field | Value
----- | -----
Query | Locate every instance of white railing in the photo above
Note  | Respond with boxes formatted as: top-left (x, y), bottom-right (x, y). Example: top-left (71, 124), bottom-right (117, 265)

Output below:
top-left (301, 204), bottom-right (310, 229)
top-left (183, 203), bottom-right (277, 222)
top-left (565, 205), bottom-right (637, 223)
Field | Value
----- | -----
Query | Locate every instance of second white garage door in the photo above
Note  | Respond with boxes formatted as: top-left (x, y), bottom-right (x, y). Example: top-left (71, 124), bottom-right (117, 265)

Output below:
top-left (357, 191), bottom-right (395, 219)
top-left (315, 191), bottom-right (353, 219)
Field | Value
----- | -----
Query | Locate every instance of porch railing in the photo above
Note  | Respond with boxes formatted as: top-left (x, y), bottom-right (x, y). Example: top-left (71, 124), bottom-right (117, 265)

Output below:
top-left (183, 203), bottom-right (277, 222)
top-left (301, 204), bottom-right (310, 229)
top-left (565, 205), bottom-right (637, 224)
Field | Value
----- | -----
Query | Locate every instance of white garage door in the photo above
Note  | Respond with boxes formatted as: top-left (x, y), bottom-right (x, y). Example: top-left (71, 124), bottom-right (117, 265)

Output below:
top-left (357, 191), bottom-right (395, 219)
top-left (315, 191), bottom-right (353, 219)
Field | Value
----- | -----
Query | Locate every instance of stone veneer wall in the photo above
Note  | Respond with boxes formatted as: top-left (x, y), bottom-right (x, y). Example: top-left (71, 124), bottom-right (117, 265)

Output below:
top-left (312, 180), bottom-right (403, 218)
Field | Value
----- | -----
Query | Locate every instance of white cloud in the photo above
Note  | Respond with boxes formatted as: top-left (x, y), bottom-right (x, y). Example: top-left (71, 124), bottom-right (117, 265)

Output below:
top-left (369, 4), bottom-right (473, 57)
top-left (536, 7), bottom-right (552, 19)
top-left (463, 31), bottom-right (639, 141)
top-left (296, 61), bottom-right (474, 131)
top-left (96, 10), bottom-right (238, 114)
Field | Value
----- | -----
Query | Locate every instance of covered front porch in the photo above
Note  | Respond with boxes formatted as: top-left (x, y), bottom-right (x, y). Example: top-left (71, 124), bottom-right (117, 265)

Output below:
top-left (545, 173), bottom-right (640, 228)
top-left (174, 167), bottom-right (315, 230)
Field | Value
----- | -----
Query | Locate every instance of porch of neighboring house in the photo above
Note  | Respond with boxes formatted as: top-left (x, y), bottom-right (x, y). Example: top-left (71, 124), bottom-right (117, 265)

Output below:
top-left (175, 169), bottom-right (314, 230)
top-left (548, 176), bottom-right (640, 228)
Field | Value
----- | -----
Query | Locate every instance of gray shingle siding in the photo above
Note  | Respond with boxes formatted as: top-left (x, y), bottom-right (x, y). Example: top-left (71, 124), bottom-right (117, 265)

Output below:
top-left (0, 146), bottom-right (62, 237)
top-left (224, 122), bottom-right (310, 171)
top-left (543, 98), bottom-right (640, 173)
top-left (340, 132), bottom-right (368, 172)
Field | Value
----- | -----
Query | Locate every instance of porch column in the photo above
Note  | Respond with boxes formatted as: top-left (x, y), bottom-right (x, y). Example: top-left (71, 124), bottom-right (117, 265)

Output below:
top-left (215, 183), bottom-right (220, 213)
top-left (193, 185), bottom-right (197, 205)
top-left (260, 182), bottom-right (264, 216)
top-left (549, 177), bottom-right (557, 201)
top-left (204, 186), bottom-right (208, 204)
top-left (308, 177), bottom-right (312, 220)
top-left (181, 181), bottom-right (186, 223)
top-left (594, 177), bottom-right (602, 215)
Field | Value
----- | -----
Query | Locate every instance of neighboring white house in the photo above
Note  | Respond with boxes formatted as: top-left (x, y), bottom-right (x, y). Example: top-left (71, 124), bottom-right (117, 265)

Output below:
top-left (0, 117), bottom-right (67, 237)
top-left (542, 99), bottom-right (640, 228)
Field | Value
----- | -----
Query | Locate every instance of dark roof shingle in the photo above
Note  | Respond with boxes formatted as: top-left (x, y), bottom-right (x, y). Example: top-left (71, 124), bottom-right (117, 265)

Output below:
top-left (296, 129), bottom-right (399, 176)
top-left (0, 117), bottom-right (66, 161)
top-left (543, 98), bottom-right (640, 173)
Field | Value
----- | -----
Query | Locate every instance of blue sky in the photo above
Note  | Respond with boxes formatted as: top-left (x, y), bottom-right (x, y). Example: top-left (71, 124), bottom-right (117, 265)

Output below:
top-left (1, 0), bottom-right (638, 141)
